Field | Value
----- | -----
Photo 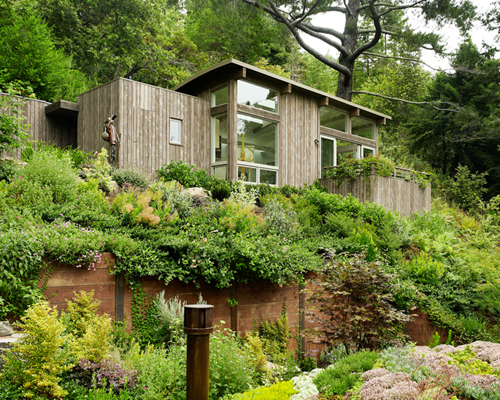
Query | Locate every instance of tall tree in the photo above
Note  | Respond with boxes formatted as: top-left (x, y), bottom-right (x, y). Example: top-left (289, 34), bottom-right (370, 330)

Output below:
top-left (241, 0), bottom-right (476, 100)
top-left (185, 0), bottom-right (292, 65)
top-left (23, 0), bottom-right (205, 87)
top-left (408, 40), bottom-right (500, 197)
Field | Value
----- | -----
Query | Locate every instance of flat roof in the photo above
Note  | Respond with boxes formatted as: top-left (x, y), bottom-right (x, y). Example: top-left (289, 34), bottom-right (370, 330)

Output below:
top-left (175, 59), bottom-right (391, 122)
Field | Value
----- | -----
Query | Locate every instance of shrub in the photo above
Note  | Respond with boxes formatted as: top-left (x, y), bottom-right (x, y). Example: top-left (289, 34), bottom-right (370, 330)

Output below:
top-left (307, 252), bottom-right (411, 351)
top-left (16, 150), bottom-right (79, 203)
top-left (62, 290), bottom-right (112, 362)
top-left (313, 350), bottom-right (378, 396)
top-left (2, 300), bottom-right (72, 399)
top-left (112, 168), bottom-right (151, 189)
top-left (0, 159), bottom-right (19, 182)
top-left (156, 160), bottom-right (200, 188)
top-left (151, 180), bottom-right (193, 218)
top-left (82, 149), bottom-right (114, 193)
top-left (153, 291), bottom-right (186, 346)
top-left (228, 380), bottom-right (298, 399)
top-left (263, 197), bottom-right (299, 237)
top-left (443, 164), bottom-right (488, 212)
top-left (255, 303), bottom-right (291, 363)
top-left (403, 252), bottom-right (445, 285)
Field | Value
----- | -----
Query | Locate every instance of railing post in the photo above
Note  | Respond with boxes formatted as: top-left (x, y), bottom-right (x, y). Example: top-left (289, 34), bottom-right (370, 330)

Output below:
top-left (184, 305), bottom-right (214, 400)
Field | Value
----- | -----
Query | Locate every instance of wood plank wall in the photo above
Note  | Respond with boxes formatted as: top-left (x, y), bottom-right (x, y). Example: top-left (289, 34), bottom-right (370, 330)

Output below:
top-left (319, 176), bottom-right (431, 216)
top-left (280, 91), bottom-right (321, 188)
top-left (0, 93), bottom-right (77, 158)
top-left (77, 79), bottom-right (211, 174)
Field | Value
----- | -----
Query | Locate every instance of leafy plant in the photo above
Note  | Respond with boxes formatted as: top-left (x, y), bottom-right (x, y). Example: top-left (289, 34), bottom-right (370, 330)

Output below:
top-left (307, 252), bottom-right (411, 351)
top-left (443, 165), bottom-right (488, 212)
top-left (112, 168), bottom-right (151, 189)
top-left (2, 300), bottom-right (72, 399)
top-left (254, 303), bottom-right (291, 363)
top-left (228, 380), bottom-right (298, 399)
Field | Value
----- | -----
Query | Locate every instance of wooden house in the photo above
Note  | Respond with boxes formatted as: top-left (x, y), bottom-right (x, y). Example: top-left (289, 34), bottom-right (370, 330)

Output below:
top-left (4, 59), bottom-right (391, 189)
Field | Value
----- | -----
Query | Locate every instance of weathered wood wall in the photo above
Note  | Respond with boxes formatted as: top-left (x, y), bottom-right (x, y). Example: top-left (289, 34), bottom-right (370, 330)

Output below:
top-left (319, 175), bottom-right (431, 215)
top-left (77, 79), bottom-right (211, 173)
top-left (0, 93), bottom-right (77, 158)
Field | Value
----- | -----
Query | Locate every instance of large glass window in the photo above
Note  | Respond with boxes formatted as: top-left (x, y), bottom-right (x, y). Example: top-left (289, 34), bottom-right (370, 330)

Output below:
top-left (212, 114), bottom-right (228, 163)
top-left (337, 140), bottom-right (359, 165)
top-left (237, 114), bottom-right (278, 167)
top-left (321, 137), bottom-right (336, 169)
top-left (212, 86), bottom-right (228, 106)
top-left (237, 81), bottom-right (278, 113)
top-left (362, 146), bottom-right (374, 158)
top-left (352, 117), bottom-right (375, 139)
top-left (320, 108), bottom-right (347, 132)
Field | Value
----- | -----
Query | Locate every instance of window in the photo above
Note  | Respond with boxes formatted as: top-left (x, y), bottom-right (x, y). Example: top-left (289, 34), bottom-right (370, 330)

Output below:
top-left (212, 86), bottom-right (228, 106)
top-left (321, 136), bottom-right (336, 169)
top-left (352, 117), bottom-right (375, 139)
top-left (362, 146), bottom-right (375, 158)
top-left (237, 114), bottom-right (278, 166)
top-left (337, 140), bottom-right (360, 165)
top-left (170, 118), bottom-right (182, 144)
top-left (212, 165), bottom-right (227, 180)
top-left (320, 108), bottom-right (347, 132)
top-left (212, 114), bottom-right (228, 163)
top-left (237, 113), bottom-right (278, 185)
top-left (237, 81), bottom-right (278, 113)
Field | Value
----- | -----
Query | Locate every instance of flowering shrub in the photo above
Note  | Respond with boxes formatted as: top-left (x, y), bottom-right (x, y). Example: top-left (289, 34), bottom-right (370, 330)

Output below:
top-left (229, 380), bottom-right (298, 399)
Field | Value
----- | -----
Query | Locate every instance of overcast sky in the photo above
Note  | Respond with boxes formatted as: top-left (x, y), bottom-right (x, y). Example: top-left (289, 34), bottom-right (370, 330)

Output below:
top-left (304, 0), bottom-right (497, 72)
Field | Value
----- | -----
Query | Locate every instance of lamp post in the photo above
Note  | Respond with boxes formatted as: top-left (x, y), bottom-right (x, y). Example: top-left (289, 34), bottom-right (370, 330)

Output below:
top-left (184, 304), bottom-right (214, 400)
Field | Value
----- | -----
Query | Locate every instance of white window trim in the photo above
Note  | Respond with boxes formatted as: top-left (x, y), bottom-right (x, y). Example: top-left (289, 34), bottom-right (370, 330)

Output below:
top-left (170, 118), bottom-right (182, 144)
top-left (361, 145), bottom-right (376, 158)
top-left (237, 162), bottom-right (279, 186)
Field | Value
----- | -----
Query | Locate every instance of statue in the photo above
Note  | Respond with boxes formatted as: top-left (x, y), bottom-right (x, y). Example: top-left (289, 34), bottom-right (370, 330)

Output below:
top-left (101, 114), bottom-right (120, 166)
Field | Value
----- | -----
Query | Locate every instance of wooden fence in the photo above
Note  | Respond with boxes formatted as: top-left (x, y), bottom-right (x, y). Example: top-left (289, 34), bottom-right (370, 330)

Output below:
top-left (320, 164), bottom-right (431, 216)
top-left (37, 253), bottom-right (444, 348)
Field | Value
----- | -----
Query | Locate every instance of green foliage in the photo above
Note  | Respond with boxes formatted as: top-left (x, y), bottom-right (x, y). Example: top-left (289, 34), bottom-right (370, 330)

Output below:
top-left (153, 291), bottom-right (186, 346)
top-left (443, 164), bottom-right (489, 212)
top-left (112, 168), bottom-right (151, 189)
top-left (2, 300), bottom-right (72, 399)
top-left (403, 252), bottom-right (445, 285)
top-left (322, 155), bottom-right (396, 181)
top-left (63, 290), bottom-right (112, 362)
top-left (16, 149), bottom-right (79, 203)
top-left (0, 159), bottom-right (19, 182)
top-left (82, 149), bottom-right (114, 194)
top-left (0, 7), bottom-right (89, 101)
top-left (448, 346), bottom-right (500, 376)
top-left (429, 331), bottom-right (441, 348)
top-left (313, 351), bottom-right (378, 396)
top-left (254, 303), bottom-right (291, 363)
top-left (0, 79), bottom-right (30, 153)
top-left (228, 380), bottom-right (298, 399)
top-left (21, 141), bottom-right (91, 169)
top-left (130, 287), bottom-right (164, 348)
top-left (0, 226), bottom-right (45, 319)
top-left (307, 252), bottom-right (411, 350)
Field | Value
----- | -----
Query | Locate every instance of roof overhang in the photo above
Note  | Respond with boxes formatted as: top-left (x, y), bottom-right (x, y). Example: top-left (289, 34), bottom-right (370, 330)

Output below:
top-left (45, 100), bottom-right (79, 117)
top-left (175, 59), bottom-right (391, 123)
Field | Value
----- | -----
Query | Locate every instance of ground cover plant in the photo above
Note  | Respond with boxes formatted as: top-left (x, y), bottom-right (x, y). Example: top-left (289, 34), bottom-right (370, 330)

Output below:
top-left (1, 149), bottom-right (500, 398)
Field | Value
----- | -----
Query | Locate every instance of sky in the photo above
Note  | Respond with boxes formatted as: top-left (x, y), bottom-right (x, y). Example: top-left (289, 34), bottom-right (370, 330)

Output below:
top-left (303, 0), bottom-right (497, 72)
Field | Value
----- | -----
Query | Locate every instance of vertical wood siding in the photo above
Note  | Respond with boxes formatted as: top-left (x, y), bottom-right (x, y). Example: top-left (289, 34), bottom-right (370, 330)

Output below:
top-left (280, 91), bottom-right (320, 188)
top-left (0, 94), bottom-right (77, 158)
top-left (319, 176), bottom-right (431, 215)
top-left (77, 79), bottom-right (211, 173)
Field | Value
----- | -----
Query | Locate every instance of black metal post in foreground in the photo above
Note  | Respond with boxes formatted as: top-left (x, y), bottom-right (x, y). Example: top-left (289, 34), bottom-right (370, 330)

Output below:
top-left (184, 304), bottom-right (214, 400)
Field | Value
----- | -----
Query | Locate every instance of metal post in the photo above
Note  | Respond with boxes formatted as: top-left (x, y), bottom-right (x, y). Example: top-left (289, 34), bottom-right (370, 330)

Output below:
top-left (184, 305), bottom-right (214, 400)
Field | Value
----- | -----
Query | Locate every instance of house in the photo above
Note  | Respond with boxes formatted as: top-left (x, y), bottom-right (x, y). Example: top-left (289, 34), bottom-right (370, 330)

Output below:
top-left (4, 59), bottom-right (391, 189)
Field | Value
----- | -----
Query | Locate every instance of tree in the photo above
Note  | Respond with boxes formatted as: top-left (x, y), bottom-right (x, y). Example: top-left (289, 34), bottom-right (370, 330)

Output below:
top-left (0, 78), bottom-right (30, 154)
top-left (241, 0), bottom-right (476, 100)
top-left (24, 0), bottom-right (205, 88)
top-left (307, 252), bottom-right (411, 351)
top-left (407, 40), bottom-right (500, 197)
top-left (185, 0), bottom-right (291, 65)
top-left (0, 4), bottom-right (90, 101)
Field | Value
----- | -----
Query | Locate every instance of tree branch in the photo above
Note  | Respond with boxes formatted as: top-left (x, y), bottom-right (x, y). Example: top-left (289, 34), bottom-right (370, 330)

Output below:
top-left (349, 1), bottom-right (382, 62)
top-left (352, 90), bottom-right (461, 112)
top-left (300, 22), bottom-right (345, 41)
top-left (291, 0), bottom-right (322, 27)
top-left (363, 52), bottom-right (442, 71)
top-left (297, 24), bottom-right (349, 56)
top-left (266, 0), bottom-right (352, 78)
top-left (379, 0), bottom-right (427, 18)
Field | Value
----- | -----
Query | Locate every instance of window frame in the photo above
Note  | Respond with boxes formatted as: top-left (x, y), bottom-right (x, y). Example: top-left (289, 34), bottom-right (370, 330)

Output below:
top-left (169, 118), bottom-right (182, 145)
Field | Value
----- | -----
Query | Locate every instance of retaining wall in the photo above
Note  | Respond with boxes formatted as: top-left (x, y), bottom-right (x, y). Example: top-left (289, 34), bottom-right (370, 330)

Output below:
top-left (37, 253), bottom-right (441, 349)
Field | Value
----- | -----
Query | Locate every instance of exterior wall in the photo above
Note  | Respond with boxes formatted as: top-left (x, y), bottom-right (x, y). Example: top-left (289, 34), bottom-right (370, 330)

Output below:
top-left (0, 93), bottom-right (77, 158)
top-left (319, 175), bottom-right (431, 216)
top-left (279, 91), bottom-right (321, 188)
top-left (77, 79), bottom-right (211, 173)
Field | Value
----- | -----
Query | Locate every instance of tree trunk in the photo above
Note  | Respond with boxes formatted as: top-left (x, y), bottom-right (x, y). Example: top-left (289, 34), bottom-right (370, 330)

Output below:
top-left (336, 0), bottom-right (361, 101)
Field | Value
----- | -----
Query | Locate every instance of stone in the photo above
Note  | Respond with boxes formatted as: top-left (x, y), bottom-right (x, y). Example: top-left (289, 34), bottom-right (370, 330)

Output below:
top-left (0, 321), bottom-right (13, 337)
top-left (186, 187), bottom-right (211, 198)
